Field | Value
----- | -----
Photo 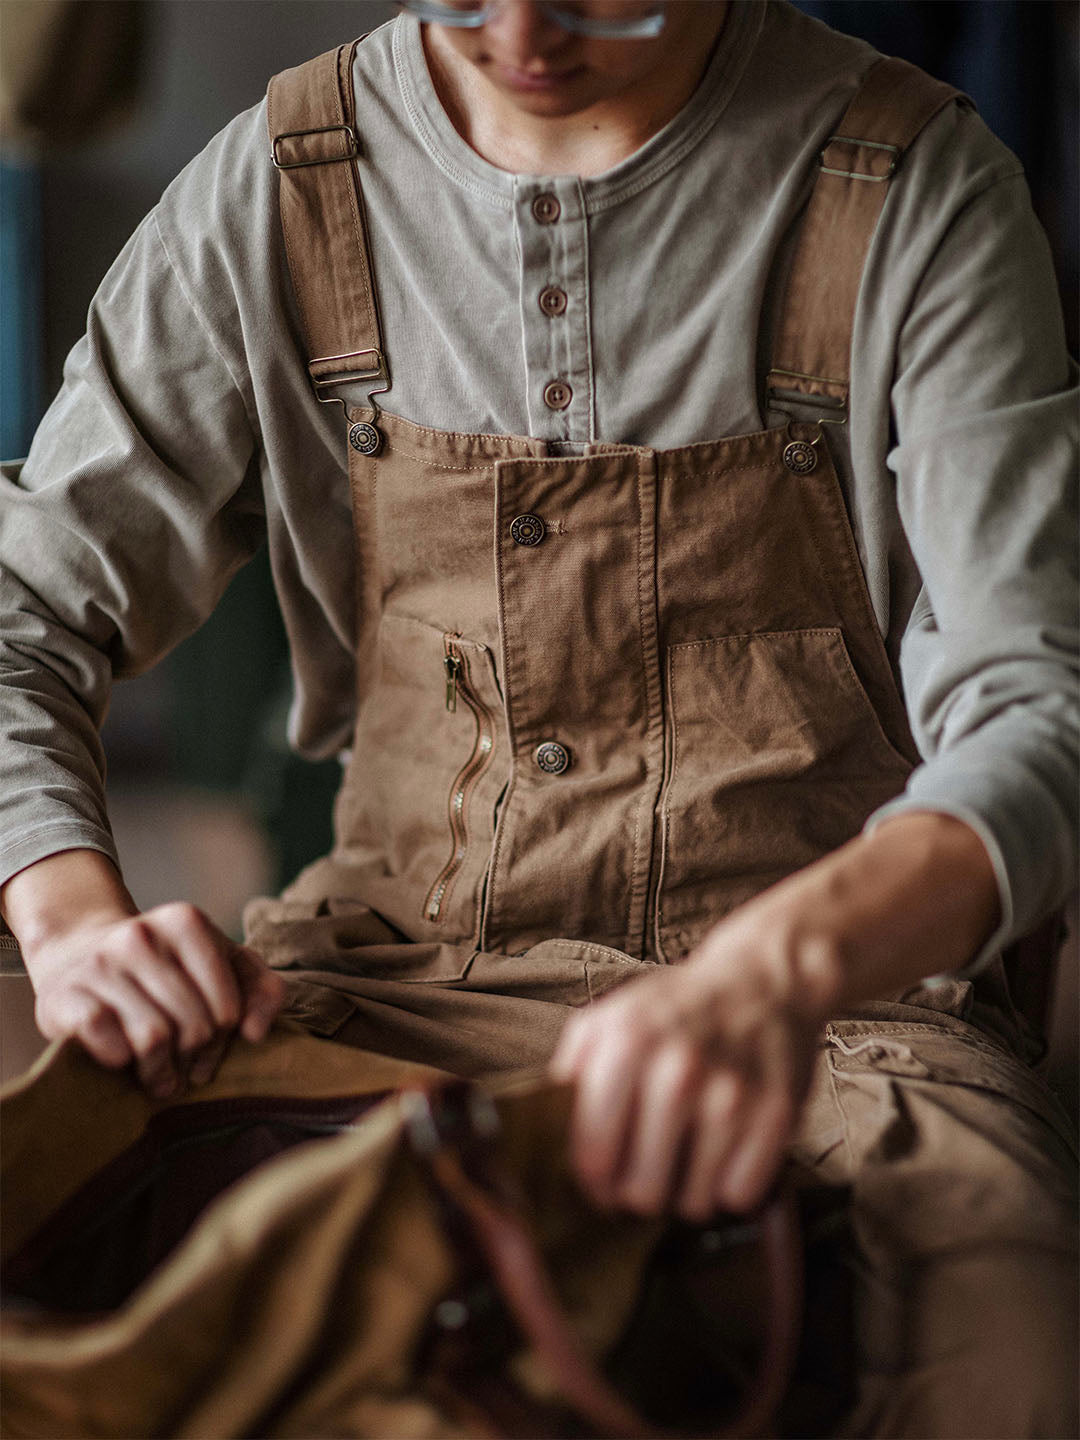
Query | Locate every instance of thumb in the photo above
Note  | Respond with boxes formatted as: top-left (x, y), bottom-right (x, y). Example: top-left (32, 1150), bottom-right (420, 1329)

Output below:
top-left (233, 945), bottom-right (287, 1042)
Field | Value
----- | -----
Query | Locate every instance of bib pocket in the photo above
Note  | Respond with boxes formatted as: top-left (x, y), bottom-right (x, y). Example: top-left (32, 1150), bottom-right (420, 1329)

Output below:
top-left (656, 627), bottom-right (912, 960)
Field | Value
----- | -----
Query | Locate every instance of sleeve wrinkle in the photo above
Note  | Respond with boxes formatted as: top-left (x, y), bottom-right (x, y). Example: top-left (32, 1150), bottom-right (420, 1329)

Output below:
top-left (151, 210), bottom-right (259, 438)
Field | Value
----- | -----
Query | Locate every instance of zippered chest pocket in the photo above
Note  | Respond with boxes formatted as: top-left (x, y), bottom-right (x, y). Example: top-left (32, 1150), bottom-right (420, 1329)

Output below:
top-left (423, 633), bottom-right (498, 925)
top-left (335, 613), bottom-right (504, 946)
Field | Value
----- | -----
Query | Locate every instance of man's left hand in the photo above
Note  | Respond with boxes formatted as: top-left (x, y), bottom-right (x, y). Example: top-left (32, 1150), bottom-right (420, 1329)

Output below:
top-left (550, 812), bottom-right (1000, 1220)
top-left (550, 900), bottom-right (828, 1219)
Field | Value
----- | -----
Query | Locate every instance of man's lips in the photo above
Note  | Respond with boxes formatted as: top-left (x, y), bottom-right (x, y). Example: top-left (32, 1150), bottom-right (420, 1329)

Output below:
top-left (492, 62), bottom-right (586, 92)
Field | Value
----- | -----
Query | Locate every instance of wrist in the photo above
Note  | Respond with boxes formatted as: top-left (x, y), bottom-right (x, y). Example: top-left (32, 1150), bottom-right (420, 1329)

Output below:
top-left (694, 810), bottom-right (1000, 1019)
top-left (688, 898), bottom-right (845, 1033)
top-left (1, 850), bottom-right (138, 970)
top-left (783, 811), bottom-right (999, 1008)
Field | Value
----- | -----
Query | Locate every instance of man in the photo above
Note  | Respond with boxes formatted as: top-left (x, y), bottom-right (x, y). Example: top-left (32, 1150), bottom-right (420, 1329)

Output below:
top-left (1, 2), bottom-right (1076, 1432)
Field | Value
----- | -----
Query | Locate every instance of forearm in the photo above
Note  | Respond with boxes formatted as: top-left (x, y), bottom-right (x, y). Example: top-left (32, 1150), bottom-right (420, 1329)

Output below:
top-left (738, 808), bottom-right (1001, 1024)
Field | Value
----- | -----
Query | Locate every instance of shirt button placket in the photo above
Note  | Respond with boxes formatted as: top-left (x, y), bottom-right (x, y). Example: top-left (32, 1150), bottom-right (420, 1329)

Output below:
top-left (518, 176), bottom-right (588, 440)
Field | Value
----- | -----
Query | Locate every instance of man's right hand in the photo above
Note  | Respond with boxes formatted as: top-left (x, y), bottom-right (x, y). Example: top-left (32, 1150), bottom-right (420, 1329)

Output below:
top-left (2, 850), bottom-right (286, 1097)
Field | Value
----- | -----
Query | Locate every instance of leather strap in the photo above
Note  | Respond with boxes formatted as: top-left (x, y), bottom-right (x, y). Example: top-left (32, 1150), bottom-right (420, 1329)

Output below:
top-left (408, 1084), bottom-right (804, 1440)
top-left (267, 40), bottom-right (389, 407)
top-left (769, 56), bottom-right (962, 413)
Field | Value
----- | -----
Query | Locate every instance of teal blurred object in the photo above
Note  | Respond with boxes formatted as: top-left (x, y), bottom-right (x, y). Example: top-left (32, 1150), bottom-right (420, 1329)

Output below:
top-left (0, 159), bottom-right (44, 458)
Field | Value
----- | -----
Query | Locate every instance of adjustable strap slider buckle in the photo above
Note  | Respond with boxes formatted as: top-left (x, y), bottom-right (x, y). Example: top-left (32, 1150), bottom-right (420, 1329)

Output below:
top-left (766, 368), bottom-right (848, 422)
top-left (271, 124), bottom-right (359, 169)
top-left (308, 348), bottom-right (389, 402)
top-left (819, 134), bottom-right (901, 183)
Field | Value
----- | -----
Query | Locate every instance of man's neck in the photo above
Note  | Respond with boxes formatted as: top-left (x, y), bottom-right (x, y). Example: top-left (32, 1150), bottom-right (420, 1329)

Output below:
top-left (423, 7), bottom-right (730, 178)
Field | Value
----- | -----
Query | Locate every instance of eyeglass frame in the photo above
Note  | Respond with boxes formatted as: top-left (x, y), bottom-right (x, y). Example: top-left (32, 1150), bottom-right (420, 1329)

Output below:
top-left (397, 0), bottom-right (667, 40)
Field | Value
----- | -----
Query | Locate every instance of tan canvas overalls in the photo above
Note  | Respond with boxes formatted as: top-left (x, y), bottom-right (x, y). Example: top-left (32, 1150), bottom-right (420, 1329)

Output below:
top-left (250, 41), bottom-right (1078, 1434)
top-left (2, 39), bottom-right (1074, 1440)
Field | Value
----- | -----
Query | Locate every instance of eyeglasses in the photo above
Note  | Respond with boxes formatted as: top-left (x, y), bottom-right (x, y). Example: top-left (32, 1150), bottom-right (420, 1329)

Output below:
top-left (398, 1), bottom-right (667, 40)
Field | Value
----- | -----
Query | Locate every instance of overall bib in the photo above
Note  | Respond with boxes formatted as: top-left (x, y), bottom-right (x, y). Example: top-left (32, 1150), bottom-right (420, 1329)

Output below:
top-left (250, 41), bottom-right (1078, 1435)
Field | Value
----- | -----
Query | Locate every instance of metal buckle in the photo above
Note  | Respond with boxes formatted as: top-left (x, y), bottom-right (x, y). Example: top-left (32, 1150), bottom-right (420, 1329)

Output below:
top-left (271, 125), bottom-right (359, 170)
top-left (309, 348), bottom-right (389, 403)
top-left (402, 1086), bottom-right (501, 1160)
top-left (819, 135), bottom-right (900, 183)
top-left (766, 367), bottom-right (848, 425)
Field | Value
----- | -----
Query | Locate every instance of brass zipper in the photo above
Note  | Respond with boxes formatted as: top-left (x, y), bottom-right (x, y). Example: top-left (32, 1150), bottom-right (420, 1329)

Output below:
top-left (424, 636), bottom-right (495, 924)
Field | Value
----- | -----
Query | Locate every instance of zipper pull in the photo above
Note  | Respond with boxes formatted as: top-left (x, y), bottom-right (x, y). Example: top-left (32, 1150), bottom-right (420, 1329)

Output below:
top-left (443, 648), bottom-right (462, 713)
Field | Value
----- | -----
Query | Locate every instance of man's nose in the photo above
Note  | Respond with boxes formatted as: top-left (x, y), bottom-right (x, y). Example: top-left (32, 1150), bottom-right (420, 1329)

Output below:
top-left (482, 2), bottom-right (569, 64)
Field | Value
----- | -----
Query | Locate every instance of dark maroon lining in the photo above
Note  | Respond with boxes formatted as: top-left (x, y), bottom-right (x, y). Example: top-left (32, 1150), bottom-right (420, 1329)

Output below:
top-left (4, 1091), bottom-right (390, 1312)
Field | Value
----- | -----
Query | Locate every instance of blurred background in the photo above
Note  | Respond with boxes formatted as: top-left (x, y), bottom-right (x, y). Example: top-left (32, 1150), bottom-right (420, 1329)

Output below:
top-left (1, 0), bottom-right (1077, 1094)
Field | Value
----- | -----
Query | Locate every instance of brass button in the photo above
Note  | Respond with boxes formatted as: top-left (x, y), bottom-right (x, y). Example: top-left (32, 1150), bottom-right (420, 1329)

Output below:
top-left (538, 285), bottom-right (568, 317)
top-left (510, 513), bottom-right (545, 546)
top-left (531, 192), bottom-right (561, 224)
top-left (535, 741), bottom-right (570, 774)
top-left (543, 379), bottom-right (572, 411)
top-left (782, 439), bottom-right (817, 474)
top-left (348, 421), bottom-right (381, 456)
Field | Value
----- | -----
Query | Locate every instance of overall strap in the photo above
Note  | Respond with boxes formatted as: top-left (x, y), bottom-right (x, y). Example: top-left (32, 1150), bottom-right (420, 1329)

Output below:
top-left (267, 40), bottom-right (389, 410)
top-left (768, 56), bottom-right (961, 418)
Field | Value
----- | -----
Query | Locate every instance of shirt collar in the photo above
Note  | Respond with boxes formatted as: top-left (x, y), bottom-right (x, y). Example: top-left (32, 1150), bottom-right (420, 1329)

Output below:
top-left (391, 1), bottom-right (767, 213)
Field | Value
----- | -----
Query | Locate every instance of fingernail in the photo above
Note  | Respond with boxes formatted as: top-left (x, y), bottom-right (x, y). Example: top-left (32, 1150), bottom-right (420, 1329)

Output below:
top-left (190, 1060), bottom-right (215, 1087)
top-left (151, 1076), bottom-right (177, 1100)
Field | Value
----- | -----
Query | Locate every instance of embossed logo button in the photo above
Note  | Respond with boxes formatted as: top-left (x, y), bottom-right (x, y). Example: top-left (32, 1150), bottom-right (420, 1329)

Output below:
top-left (538, 285), bottom-right (568, 317)
top-left (349, 421), bottom-right (381, 456)
top-left (543, 380), bottom-right (572, 411)
top-left (531, 192), bottom-right (561, 224)
top-left (510, 514), bottom-right (546, 546)
top-left (782, 439), bottom-right (817, 474)
top-left (535, 741), bottom-right (570, 774)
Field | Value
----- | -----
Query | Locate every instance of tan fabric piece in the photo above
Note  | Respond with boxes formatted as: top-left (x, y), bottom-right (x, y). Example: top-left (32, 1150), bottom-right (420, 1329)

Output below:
top-left (2, 1001), bottom-right (1075, 1439)
top-left (801, 1014), bottom-right (1078, 1440)
top-left (260, 44), bottom-right (957, 972)
top-left (0, 1033), bottom-right (662, 1440)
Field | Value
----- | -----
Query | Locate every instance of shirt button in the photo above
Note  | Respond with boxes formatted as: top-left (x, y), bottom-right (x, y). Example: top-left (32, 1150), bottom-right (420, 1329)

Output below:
top-left (538, 285), bottom-right (568, 317)
top-left (543, 379), bottom-right (572, 411)
top-left (535, 741), bottom-right (570, 774)
top-left (531, 192), bottom-right (561, 224)
top-left (510, 513), bottom-right (546, 546)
